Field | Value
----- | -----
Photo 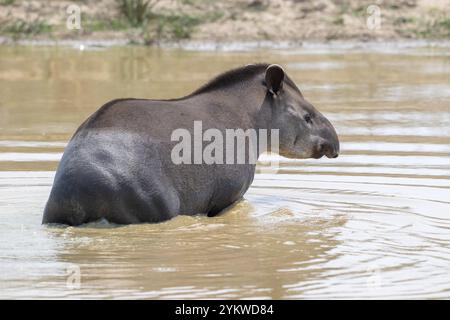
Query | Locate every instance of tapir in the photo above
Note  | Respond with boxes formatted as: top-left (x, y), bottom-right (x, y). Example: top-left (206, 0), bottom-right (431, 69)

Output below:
top-left (43, 64), bottom-right (339, 225)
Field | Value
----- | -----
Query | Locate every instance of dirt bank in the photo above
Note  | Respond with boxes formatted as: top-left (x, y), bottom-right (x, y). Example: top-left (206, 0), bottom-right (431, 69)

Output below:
top-left (0, 0), bottom-right (449, 45)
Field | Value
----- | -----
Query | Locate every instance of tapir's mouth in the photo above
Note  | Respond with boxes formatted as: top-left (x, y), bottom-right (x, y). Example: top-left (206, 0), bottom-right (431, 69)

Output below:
top-left (312, 153), bottom-right (324, 159)
top-left (312, 151), bottom-right (338, 159)
top-left (328, 152), bottom-right (339, 158)
top-left (312, 142), bottom-right (339, 159)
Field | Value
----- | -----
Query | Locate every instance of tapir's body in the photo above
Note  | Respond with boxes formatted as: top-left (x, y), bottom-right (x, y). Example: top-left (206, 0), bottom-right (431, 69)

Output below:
top-left (43, 64), bottom-right (339, 225)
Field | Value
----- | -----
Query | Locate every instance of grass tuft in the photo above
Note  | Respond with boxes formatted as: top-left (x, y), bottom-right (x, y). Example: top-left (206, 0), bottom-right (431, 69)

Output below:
top-left (0, 0), bottom-right (15, 6)
top-left (116, 0), bottom-right (154, 27)
top-left (0, 18), bottom-right (52, 39)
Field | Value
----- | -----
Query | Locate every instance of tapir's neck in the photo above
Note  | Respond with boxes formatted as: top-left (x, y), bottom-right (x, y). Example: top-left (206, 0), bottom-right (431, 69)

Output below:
top-left (194, 79), bottom-right (275, 157)
top-left (201, 79), bottom-right (272, 127)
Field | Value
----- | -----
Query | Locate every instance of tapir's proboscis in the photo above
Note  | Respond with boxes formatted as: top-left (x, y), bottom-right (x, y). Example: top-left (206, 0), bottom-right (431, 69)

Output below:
top-left (43, 64), bottom-right (339, 225)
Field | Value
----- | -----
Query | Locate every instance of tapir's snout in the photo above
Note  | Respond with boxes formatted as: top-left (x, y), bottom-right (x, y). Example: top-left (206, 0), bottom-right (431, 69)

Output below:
top-left (319, 141), bottom-right (339, 158)
top-left (325, 143), bottom-right (339, 158)
top-left (313, 117), bottom-right (340, 159)
top-left (324, 132), bottom-right (340, 158)
top-left (313, 139), bottom-right (339, 159)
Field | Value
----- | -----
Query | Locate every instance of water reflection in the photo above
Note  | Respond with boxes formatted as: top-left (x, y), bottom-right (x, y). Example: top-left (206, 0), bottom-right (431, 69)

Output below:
top-left (39, 201), bottom-right (345, 299)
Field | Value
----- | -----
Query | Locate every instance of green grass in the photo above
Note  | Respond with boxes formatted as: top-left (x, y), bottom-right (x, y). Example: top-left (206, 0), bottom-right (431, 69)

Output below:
top-left (142, 9), bottom-right (223, 42)
top-left (332, 16), bottom-right (344, 26)
top-left (246, 0), bottom-right (268, 12)
top-left (152, 13), bottom-right (201, 40)
top-left (436, 17), bottom-right (450, 31)
top-left (0, 0), bottom-right (15, 5)
top-left (393, 17), bottom-right (416, 26)
top-left (415, 13), bottom-right (450, 38)
top-left (351, 5), bottom-right (366, 17)
top-left (337, 2), bottom-right (368, 17)
top-left (0, 0), bottom-right (222, 43)
top-left (116, 0), bottom-right (154, 27)
top-left (83, 18), bottom-right (130, 32)
top-left (0, 18), bottom-right (52, 39)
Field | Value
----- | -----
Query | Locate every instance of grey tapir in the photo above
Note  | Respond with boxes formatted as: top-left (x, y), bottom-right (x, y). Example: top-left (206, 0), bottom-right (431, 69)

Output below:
top-left (43, 64), bottom-right (339, 225)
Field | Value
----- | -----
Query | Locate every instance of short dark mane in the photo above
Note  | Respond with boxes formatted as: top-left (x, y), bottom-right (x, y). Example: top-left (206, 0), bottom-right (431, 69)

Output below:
top-left (189, 63), bottom-right (270, 96)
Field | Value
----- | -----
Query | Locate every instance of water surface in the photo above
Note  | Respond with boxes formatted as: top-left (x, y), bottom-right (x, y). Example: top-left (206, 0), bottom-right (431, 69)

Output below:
top-left (0, 45), bottom-right (449, 299)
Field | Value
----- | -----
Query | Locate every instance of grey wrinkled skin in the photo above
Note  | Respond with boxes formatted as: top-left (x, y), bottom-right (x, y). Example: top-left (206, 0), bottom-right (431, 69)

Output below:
top-left (42, 63), bottom-right (339, 226)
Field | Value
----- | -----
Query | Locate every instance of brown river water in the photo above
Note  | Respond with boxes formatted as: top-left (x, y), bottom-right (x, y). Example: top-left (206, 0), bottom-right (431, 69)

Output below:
top-left (0, 44), bottom-right (449, 299)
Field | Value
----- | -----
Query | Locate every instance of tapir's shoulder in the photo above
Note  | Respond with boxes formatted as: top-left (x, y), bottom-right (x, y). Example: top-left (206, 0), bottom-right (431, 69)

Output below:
top-left (70, 97), bottom-right (188, 142)
top-left (71, 98), bottom-right (135, 137)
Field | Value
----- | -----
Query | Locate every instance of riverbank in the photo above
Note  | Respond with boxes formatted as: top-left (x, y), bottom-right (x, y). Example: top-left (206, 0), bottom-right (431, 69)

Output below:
top-left (2, 37), bottom-right (450, 53)
top-left (0, 0), bottom-right (449, 46)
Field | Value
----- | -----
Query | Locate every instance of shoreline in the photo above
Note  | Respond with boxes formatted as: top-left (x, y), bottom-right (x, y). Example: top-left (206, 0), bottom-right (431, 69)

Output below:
top-left (1, 37), bottom-right (450, 52)
top-left (1, 1), bottom-right (448, 52)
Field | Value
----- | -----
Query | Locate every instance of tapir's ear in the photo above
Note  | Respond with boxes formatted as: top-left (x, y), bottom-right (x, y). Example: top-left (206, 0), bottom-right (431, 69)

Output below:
top-left (265, 64), bottom-right (285, 95)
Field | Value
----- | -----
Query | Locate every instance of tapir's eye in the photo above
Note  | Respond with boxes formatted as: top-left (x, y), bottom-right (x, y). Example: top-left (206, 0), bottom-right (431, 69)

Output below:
top-left (304, 114), bottom-right (312, 124)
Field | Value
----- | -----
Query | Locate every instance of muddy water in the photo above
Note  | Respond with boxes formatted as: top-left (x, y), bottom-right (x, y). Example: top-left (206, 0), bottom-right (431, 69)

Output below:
top-left (0, 45), bottom-right (449, 299)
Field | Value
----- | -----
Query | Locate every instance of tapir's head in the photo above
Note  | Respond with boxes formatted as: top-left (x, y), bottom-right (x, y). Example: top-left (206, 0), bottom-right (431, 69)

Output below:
top-left (263, 64), bottom-right (339, 159)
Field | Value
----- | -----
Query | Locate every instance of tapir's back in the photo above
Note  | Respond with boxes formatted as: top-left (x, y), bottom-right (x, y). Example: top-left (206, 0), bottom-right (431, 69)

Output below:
top-left (42, 96), bottom-right (254, 225)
